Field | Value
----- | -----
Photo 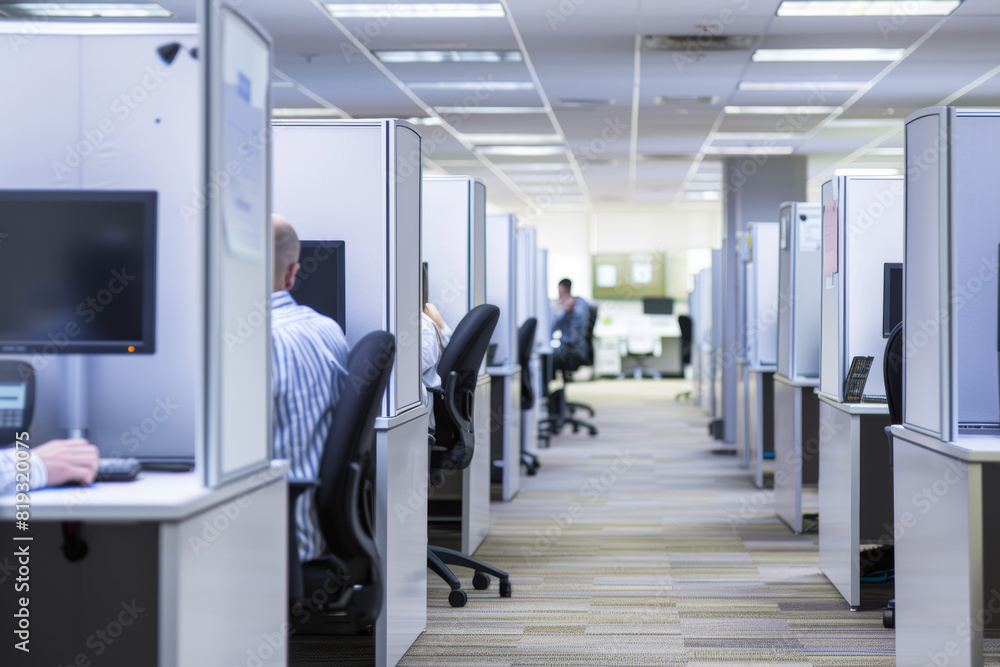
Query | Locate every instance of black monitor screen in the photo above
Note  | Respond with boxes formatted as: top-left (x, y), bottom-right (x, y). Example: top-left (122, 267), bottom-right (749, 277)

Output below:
top-left (0, 190), bottom-right (157, 354)
top-left (291, 241), bottom-right (346, 333)
top-left (883, 263), bottom-right (903, 338)
top-left (643, 297), bottom-right (674, 315)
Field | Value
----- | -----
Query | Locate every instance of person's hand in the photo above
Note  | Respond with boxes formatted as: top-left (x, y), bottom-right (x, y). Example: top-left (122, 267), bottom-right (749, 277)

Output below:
top-left (32, 439), bottom-right (100, 487)
top-left (424, 303), bottom-right (446, 331)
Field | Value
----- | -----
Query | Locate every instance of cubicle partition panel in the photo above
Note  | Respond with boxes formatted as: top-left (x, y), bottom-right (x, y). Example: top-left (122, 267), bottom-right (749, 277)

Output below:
top-left (0, 27), bottom-right (206, 463)
top-left (516, 227), bottom-right (541, 455)
top-left (903, 107), bottom-right (1000, 441)
top-left (421, 174), bottom-right (492, 554)
top-left (273, 119), bottom-right (428, 667)
top-left (777, 202), bottom-right (822, 381)
top-left (819, 176), bottom-right (904, 401)
top-left (712, 250), bottom-right (724, 421)
top-left (696, 267), bottom-right (715, 414)
top-left (745, 222), bottom-right (780, 369)
top-left (422, 175), bottom-right (486, 328)
top-left (486, 213), bottom-right (521, 500)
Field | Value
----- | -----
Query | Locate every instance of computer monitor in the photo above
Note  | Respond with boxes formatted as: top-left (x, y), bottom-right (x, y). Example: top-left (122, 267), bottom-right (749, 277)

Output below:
top-left (643, 297), bottom-right (674, 315)
top-left (291, 240), bottom-right (346, 332)
top-left (883, 262), bottom-right (903, 338)
top-left (0, 190), bottom-right (157, 354)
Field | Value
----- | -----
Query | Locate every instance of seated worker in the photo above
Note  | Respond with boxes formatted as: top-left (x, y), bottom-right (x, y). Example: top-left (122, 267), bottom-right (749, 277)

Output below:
top-left (271, 214), bottom-right (349, 563)
top-left (1, 438), bottom-right (100, 495)
top-left (551, 278), bottom-right (590, 371)
top-left (420, 263), bottom-right (453, 391)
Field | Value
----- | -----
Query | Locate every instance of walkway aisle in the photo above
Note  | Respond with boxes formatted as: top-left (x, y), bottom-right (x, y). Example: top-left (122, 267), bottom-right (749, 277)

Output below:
top-left (401, 379), bottom-right (938, 666)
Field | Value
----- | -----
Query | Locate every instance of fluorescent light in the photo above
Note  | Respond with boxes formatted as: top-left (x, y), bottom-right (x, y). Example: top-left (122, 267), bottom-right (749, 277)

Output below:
top-left (501, 163), bottom-right (570, 172)
top-left (271, 81), bottom-right (296, 88)
top-left (1, 3), bottom-right (174, 17)
top-left (684, 191), bottom-right (722, 201)
top-left (867, 147), bottom-right (905, 156)
top-left (711, 132), bottom-right (803, 140)
top-left (705, 146), bottom-right (796, 155)
top-left (272, 108), bottom-right (352, 119)
top-left (835, 168), bottom-right (901, 176)
top-left (753, 48), bottom-right (905, 62)
top-left (374, 50), bottom-right (522, 63)
top-left (405, 117), bottom-right (444, 126)
top-left (738, 81), bottom-right (867, 91)
top-left (326, 3), bottom-right (505, 18)
top-left (725, 105), bottom-right (842, 114)
top-left (408, 81), bottom-right (534, 91)
top-left (464, 133), bottom-right (563, 145)
top-left (777, 1), bottom-right (960, 17)
top-left (476, 146), bottom-right (567, 157)
top-left (826, 118), bottom-right (903, 128)
top-left (435, 106), bottom-right (547, 114)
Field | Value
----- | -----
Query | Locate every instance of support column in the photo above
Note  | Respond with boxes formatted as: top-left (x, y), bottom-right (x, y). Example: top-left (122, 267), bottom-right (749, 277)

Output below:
top-left (720, 155), bottom-right (806, 444)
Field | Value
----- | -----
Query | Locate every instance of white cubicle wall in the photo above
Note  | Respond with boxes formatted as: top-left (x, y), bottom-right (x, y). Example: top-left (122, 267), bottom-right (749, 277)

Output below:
top-left (516, 226), bottom-right (538, 329)
top-left (272, 119), bottom-right (427, 667)
top-left (819, 176), bottom-right (904, 402)
top-left (745, 222), bottom-right (780, 369)
top-left (487, 214), bottom-right (518, 367)
top-left (777, 202), bottom-right (822, 381)
top-left (903, 107), bottom-right (1000, 442)
top-left (712, 249), bottom-right (724, 420)
top-left (422, 175), bottom-right (487, 329)
top-left (696, 267), bottom-right (714, 414)
top-left (273, 120), bottom-right (423, 418)
top-left (0, 27), bottom-right (206, 463)
top-left (536, 249), bottom-right (553, 356)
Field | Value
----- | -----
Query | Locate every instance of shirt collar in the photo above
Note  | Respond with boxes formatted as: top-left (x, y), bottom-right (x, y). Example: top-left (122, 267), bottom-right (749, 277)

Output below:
top-left (272, 290), bottom-right (297, 310)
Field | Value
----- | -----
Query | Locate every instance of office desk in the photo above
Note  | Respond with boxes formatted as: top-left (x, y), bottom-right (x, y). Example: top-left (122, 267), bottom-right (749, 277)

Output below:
top-left (773, 375), bottom-right (820, 533)
top-left (0, 463), bottom-right (289, 666)
top-left (488, 364), bottom-right (521, 502)
top-left (747, 365), bottom-right (776, 489)
top-left (817, 395), bottom-right (893, 610)
top-left (890, 426), bottom-right (1000, 667)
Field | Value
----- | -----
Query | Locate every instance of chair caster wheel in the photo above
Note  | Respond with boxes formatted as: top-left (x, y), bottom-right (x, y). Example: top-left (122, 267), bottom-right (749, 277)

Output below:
top-left (883, 607), bottom-right (895, 628)
top-left (448, 589), bottom-right (467, 607)
top-left (473, 572), bottom-right (491, 590)
top-left (588, 429), bottom-right (598, 437)
top-left (499, 579), bottom-right (512, 598)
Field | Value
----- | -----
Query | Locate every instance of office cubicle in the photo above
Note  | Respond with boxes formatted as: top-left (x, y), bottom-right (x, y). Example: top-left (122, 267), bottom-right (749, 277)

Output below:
top-left (777, 202), bottom-right (822, 381)
top-left (903, 107), bottom-right (1000, 441)
top-left (712, 250), bottom-right (724, 422)
top-left (422, 174), bottom-right (491, 554)
top-left (819, 176), bottom-right (904, 402)
top-left (516, 227), bottom-right (541, 457)
top-left (0, 27), bottom-right (205, 464)
top-left (486, 213), bottom-right (521, 501)
top-left (273, 119), bottom-right (428, 667)
top-left (744, 222), bottom-right (780, 370)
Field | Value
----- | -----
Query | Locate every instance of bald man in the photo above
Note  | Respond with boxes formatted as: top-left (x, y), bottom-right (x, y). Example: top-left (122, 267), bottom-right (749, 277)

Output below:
top-left (271, 214), bottom-right (349, 562)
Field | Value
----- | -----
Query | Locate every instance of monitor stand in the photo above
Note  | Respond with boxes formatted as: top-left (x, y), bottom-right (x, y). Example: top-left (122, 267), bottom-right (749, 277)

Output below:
top-left (59, 356), bottom-right (89, 439)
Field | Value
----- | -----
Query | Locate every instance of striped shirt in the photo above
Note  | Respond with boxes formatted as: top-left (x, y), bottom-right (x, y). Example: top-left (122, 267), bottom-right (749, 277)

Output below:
top-left (0, 446), bottom-right (48, 497)
top-left (271, 290), bottom-right (349, 562)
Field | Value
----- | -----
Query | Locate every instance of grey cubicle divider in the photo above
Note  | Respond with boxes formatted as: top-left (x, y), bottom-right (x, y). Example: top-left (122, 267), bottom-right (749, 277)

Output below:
top-left (712, 249), bottom-right (724, 421)
top-left (272, 120), bottom-right (423, 418)
top-left (516, 227), bottom-right (538, 327)
top-left (422, 175), bottom-right (487, 328)
top-left (745, 222), bottom-right (780, 369)
top-left (0, 26), bottom-right (207, 464)
top-left (819, 176), bottom-right (904, 401)
top-left (904, 107), bottom-right (1000, 442)
top-left (272, 119), bottom-right (427, 667)
top-left (535, 249), bottom-right (553, 356)
top-left (777, 202), bottom-right (822, 381)
top-left (204, 1), bottom-right (274, 487)
top-left (487, 214), bottom-right (518, 367)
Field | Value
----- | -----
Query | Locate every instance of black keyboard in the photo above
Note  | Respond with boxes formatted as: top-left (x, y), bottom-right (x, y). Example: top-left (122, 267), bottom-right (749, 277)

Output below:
top-left (96, 458), bottom-right (142, 482)
top-left (862, 394), bottom-right (887, 403)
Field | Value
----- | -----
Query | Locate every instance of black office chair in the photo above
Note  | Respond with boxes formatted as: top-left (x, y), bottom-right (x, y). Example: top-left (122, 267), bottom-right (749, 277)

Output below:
top-left (427, 304), bottom-right (512, 608)
top-left (518, 318), bottom-right (541, 476)
top-left (675, 314), bottom-right (694, 401)
top-left (882, 321), bottom-right (903, 629)
top-left (289, 331), bottom-right (393, 634)
top-left (542, 305), bottom-right (599, 437)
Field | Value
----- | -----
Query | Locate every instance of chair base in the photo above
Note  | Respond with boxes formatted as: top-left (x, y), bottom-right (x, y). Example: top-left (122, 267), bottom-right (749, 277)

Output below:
top-left (567, 401), bottom-right (595, 417)
top-left (521, 450), bottom-right (540, 475)
top-left (428, 545), bottom-right (511, 607)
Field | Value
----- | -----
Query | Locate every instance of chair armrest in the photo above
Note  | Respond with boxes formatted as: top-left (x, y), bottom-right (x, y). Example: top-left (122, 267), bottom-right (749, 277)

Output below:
top-left (288, 478), bottom-right (319, 502)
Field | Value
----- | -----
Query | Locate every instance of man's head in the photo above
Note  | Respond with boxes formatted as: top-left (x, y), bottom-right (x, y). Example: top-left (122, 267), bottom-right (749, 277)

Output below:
top-left (273, 213), bottom-right (300, 292)
top-left (558, 278), bottom-right (572, 299)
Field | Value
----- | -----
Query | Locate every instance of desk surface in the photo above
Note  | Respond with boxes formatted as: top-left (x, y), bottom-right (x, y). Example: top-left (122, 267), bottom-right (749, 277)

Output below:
top-left (0, 461), bottom-right (289, 522)
top-left (749, 365), bottom-right (777, 374)
top-left (891, 424), bottom-right (1000, 462)
top-left (774, 374), bottom-right (820, 388)
top-left (817, 393), bottom-right (890, 415)
top-left (487, 364), bottom-right (521, 377)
